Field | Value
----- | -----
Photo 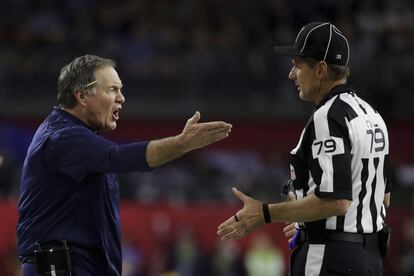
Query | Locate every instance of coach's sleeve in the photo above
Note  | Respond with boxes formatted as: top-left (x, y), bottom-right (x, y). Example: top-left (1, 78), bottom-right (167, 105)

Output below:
top-left (44, 126), bottom-right (152, 182)
top-left (312, 99), bottom-right (353, 200)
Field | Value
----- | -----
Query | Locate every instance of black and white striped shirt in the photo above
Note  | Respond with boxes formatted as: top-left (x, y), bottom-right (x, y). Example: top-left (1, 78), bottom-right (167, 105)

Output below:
top-left (290, 84), bottom-right (390, 234)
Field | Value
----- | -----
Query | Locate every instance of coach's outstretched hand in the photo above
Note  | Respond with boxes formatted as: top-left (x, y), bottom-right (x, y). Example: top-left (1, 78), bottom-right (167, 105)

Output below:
top-left (217, 187), bottom-right (265, 240)
top-left (180, 111), bottom-right (232, 152)
top-left (146, 111), bottom-right (232, 167)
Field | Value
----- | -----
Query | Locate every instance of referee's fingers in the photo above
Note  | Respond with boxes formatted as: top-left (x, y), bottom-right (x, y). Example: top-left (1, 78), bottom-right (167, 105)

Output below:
top-left (288, 191), bottom-right (296, 201)
top-left (217, 216), bottom-right (236, 236)
top-left (284, 228), bottom-right (296, 239)
top-left (232, 187), bottom-right (249, 203)
top-left (283, 223), bottom-right (296, 233)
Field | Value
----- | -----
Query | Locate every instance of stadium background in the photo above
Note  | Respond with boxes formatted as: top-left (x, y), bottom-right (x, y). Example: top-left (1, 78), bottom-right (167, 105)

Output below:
top-left (0, 0), bottom-right (414, 275)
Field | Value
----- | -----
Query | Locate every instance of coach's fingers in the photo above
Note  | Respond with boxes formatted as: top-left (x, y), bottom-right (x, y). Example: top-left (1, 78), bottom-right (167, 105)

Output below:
top-left (201, 121), bottom-right (233, 131)
top-left (209, 128), bottom-right (232, 141)
top-left (185, 111), bottom-right (201, 128)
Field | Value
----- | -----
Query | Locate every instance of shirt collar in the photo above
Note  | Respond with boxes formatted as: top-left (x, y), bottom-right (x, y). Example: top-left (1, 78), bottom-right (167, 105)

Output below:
top-left (315, 83), bottom-right (354, 109)
top-left (53, 106), bottom-right (96, 132)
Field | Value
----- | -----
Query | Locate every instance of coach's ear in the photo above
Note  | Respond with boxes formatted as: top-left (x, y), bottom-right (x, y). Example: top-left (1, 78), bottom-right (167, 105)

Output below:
top-left (74, 90), bottom-right (87, 106)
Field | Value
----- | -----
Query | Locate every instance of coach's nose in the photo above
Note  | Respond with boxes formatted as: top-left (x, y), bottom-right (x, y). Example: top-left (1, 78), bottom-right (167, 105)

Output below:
top-left (116, 91), bottom-right (125, 104)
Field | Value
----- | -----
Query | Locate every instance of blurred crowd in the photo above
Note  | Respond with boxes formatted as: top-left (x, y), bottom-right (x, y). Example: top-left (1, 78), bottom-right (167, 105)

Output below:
top-left (0, 0), bottom-right (413, 119)
top-left (2, 0), bottom-right (414, 199)
top-left (123, 230), bottom-right (286, 276)
top-left (119, 149), bottom-right (289, 204)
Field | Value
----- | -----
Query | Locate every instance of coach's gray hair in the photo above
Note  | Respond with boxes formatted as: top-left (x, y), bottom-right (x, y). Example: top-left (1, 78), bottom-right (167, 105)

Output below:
top-left (57, 55), bottom-right (116, 108)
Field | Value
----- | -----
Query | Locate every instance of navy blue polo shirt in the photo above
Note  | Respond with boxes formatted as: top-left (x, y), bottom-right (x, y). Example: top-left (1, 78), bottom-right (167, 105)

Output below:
top-left (17, 107), bottom-right (151, 275)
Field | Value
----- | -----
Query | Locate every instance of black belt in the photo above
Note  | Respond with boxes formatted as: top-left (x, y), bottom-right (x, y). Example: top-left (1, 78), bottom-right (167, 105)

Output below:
top-left (301, 229), bottom-right (378, 245)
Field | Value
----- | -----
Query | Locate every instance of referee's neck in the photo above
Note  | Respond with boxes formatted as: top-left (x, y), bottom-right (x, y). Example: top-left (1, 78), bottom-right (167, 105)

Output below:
top-left (315, 78), bottom-right (347, 105)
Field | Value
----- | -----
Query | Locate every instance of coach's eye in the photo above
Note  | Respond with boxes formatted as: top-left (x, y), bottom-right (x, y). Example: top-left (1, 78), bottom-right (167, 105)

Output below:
top-left (107, 87), bottom-right (117, 95)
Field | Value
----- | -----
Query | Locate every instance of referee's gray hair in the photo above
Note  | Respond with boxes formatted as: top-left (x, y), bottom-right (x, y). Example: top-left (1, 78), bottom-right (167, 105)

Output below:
top-left (327, 63), bottom-right (350, 80)
top-left (301, 57), bottom-right (349, 80)
top-left (57, 55), bottom-right (116, 108)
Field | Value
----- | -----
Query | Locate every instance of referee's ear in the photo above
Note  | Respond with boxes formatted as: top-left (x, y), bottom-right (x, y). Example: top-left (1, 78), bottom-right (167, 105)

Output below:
top-left (316, 61), bottom-right (329, 80)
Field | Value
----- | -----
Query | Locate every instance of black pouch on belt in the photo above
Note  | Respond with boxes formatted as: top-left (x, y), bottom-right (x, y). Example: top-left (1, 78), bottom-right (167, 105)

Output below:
top-left (378, 225), bottom-right (391, 258)
top-left (34, 240), bottom-right (72, 275)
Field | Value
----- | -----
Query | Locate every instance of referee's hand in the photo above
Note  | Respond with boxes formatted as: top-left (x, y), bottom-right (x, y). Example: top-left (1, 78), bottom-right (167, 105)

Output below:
top-left (283, 191), bottom-right (298, 245)
top-left (283, 223), bottom-right (297, 242)
top-left (217, 187), bottom-right (264, 240)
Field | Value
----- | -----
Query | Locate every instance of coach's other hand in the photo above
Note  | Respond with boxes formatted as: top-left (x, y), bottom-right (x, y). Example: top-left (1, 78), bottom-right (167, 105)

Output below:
top-left (217, 187), bottom-right (264, 240)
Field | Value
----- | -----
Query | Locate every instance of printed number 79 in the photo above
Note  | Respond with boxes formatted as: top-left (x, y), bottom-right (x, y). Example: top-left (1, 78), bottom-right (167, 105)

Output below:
top-left (366, 128), bottom-right (385, 153)
top-left (314, 139), bottom-right (336, 155)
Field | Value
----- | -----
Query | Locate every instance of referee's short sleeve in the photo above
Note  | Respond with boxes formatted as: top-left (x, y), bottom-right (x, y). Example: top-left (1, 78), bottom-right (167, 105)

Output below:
top-left (312, 98), bottom-right (353, 200)
top-left (384, 154), bottom-right (392, 193)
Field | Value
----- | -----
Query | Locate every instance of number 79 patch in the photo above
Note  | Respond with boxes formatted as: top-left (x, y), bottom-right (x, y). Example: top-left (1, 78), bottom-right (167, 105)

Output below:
top-left (312, 137), bottom-right (345, 158)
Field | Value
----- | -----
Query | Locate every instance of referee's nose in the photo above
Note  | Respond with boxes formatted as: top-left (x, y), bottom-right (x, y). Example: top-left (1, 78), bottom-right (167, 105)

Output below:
top-left (288, 66), bottom-right (296, 81)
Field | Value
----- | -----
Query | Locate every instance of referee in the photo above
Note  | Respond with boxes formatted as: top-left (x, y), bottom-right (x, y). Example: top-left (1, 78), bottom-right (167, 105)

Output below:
top-left (217, 22), bottom-right (390, 275)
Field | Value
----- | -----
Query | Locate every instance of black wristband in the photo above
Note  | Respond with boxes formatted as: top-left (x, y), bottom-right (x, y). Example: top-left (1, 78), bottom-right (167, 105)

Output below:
top-left (262, 203), bottom-right (271, 224)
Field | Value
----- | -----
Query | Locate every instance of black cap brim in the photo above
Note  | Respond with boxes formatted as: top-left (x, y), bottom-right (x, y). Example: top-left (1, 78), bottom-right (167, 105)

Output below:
top-left (273, 46), bottom-right (301, 56)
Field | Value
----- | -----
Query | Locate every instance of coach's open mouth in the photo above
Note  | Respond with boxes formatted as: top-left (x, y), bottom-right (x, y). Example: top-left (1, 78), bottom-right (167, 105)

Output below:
top-left (112, 109), bottom-right (121, 120)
